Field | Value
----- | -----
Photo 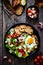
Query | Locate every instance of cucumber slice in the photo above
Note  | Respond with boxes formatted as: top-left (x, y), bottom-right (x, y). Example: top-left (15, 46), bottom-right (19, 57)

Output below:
top-left (9, 49), bottom-right (13, 53)
top-left (18, 52), bottom-right (22, 57)
top-left (11, 38), bottom-right (17, 44)
top-left (6, 38), bottom-right (11, 43)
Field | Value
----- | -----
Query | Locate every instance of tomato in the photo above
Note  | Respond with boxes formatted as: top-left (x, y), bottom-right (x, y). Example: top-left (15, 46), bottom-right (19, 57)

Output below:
top-left (32, 10), bottom-right (36, 14)
top-left (41, 55), bottom-right (43, 60)
top-left (18, 49), bottom-right (23, 53)
top-left (22, 52), bottom-right (26, 57)
top-left (8, 58), bottom-right (12, 64)
top-left (18, 49), bottom-right (26, 57)
top-left (28, 13), bottom-right (32, 16)
top-left (37, 56), bottom-right (40, 60)
top-left (36, 62), bottom-right (40, 65)
top-left (40, 59), bottom-right (42, 63)
top-left (17, 34), bottom-right (20, 37)
top-left (15, 43), bottom-right (18, 46)
top-left (12, 34), bottom-right (17, 38)
top-left (6, 35), bottom-right (11, 38)
top-left (34, 58), bottom-right (38, 63)
top-left (27, 9), bottom-right (32, 13)
top-left (10, 42), bottom-right (12, 45)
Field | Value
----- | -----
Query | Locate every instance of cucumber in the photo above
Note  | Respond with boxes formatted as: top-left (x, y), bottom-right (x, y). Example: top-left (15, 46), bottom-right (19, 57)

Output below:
top-left (11, 38), bottom-right (17, 44)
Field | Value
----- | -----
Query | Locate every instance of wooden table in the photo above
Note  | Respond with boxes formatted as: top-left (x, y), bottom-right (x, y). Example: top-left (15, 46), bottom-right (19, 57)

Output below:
top-left (1, 0), bottom-right (43, 65)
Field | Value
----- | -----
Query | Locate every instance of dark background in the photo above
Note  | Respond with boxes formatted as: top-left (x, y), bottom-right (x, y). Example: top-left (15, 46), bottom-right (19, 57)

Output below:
top-left (0, 0), bottom-right (43, 65)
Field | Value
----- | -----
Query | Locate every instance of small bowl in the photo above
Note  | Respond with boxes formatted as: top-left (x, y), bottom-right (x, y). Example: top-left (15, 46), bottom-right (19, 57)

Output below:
top-left (26, 5), bottom-right (39, 21)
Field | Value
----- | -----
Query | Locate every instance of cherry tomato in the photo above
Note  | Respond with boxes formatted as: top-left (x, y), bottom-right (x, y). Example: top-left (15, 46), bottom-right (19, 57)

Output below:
top-left (10, 42), bottom-right (12, 45)
top-left (32, 10), bottom-right (36, 14)
top-left (18, 49), bottom-right (26, 57)
top-left (6, 35), bottom-right (11, 38)
top-left (34, 58), bottom-right (38, 63)
top-left (36, 62), bottom-right (40, 65)
top-left (12, 34), bottom-right (17, 38)
top-left (37, 56), bottom-right (40, 60)
top-left (18, 49), bottom-right (23, 53)
top-left (22, 52), bottom-right (26, 57)
top-left (15, 43), bottom-right (18, 46)
top-left (40, 59), bottom-right (42, 63)
top-left (27, 9), bottom-right (32, 13)
top-left (8, 58), bottom-right (12, 64)
top-left (28, 13), bottom-right (32, 16)
top-left (41, 55), bottom-right (43, 60)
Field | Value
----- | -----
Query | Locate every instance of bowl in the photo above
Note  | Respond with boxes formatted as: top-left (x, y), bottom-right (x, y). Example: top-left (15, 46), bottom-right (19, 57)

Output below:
top-left (4, 23), bottom-right (40, 59)
top-left (26, 5), bottom-right (39, 21)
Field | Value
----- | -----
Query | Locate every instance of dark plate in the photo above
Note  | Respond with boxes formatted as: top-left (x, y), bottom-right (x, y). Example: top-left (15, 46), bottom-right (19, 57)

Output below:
top-left (26, 5), bottom-right (39, 21)
top-left (3, 0), bottom-right (26, 16)
top-left (4, 23), bottom-right (40, 59)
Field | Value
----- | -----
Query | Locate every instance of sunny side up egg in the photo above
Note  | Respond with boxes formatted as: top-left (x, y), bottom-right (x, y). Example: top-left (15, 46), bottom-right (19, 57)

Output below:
top-left (25, 36), bottom-right (37, 49)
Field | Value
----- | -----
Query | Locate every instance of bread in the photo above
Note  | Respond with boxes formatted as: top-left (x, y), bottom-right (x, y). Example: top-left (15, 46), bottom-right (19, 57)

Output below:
top-left (14, 5), bottom-right (23, 15)
top-left (14, 25), bottom-right (33, 35)
top-left (12, 0), bottom-right (21, 7)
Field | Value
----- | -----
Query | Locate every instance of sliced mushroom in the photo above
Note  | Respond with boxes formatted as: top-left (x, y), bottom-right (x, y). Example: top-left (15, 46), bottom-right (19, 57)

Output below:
top-left (19, 25), bottom-right (26, 32)
top-left (14, 26), bottom-right (21, 34)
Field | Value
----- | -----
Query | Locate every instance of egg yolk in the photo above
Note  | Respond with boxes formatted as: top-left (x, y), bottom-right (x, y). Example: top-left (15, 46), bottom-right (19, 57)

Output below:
top-left (28, 38), bottom-right (33, 44)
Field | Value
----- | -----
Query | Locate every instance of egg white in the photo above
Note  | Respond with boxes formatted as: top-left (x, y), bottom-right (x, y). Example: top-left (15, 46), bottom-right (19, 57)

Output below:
top-left (25, 36), bottom-right (37, 49)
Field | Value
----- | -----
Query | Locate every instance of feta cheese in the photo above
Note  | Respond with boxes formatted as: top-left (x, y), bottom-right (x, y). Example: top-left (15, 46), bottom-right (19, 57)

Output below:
top-left (32, 10), bottom-right (36, 14)
top-left (10, 28), bottom-right (14, 35)
top-left (18, 46), bottom-right (22, 49)
top-left (6, 38), bottom-right (11, 43)
top-left (27, 50), bottom-right (30, 53)
top-left (32, 7), bottom-right (35, 10)
top-left (10, 44), bottom-right (13, 47)
top-left (30, 15), bottom-right (34, 18)
top-left (5, 41), bottom-right (8, 43)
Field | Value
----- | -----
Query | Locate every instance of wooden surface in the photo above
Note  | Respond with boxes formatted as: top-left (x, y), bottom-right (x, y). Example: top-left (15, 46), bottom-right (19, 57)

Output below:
top-left (0, 0), bottom-right (43, 65)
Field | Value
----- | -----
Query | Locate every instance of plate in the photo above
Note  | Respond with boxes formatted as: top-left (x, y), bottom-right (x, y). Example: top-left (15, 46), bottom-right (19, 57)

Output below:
top-left (3, 0), bottom-right (27, 16)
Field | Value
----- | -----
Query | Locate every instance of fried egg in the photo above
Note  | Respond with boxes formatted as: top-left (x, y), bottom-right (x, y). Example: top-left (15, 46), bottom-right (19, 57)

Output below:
top-left (25, 36), bottom-right (37, 49)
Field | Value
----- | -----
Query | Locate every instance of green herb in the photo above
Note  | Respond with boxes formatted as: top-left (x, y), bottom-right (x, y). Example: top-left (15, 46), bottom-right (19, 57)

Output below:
top-left (24, 34), bottom-right (28, 37)
top-left (6, 44), bottom-right (11, 49)
top-left (7, 31), bottom-right (10, 34)
top-left (11, 38), bottom-right (17, 44)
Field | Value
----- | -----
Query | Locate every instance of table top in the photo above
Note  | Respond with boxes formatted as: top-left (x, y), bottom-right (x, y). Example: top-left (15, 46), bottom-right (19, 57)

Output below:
top-left (1, 0), bottom-right (43, 65)
top-left (0, 1), bottom-right (3, 65)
